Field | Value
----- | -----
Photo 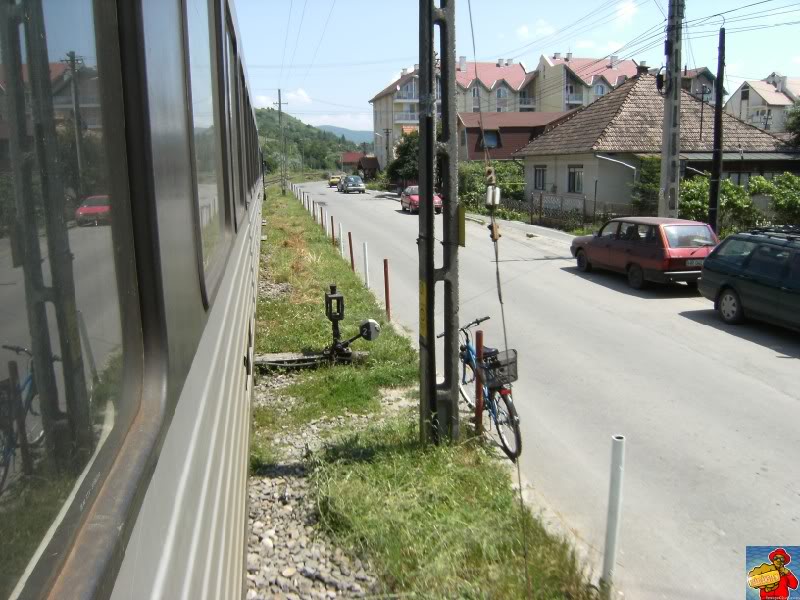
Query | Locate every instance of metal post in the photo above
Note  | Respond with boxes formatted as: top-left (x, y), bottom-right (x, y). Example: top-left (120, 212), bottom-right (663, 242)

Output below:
top-left (331, 215), bottom-right (336, 246)
top-left (708, 27), bottom-right (725, 233)
top-left (339, 223), bottom-right (345, 257)
top-left (363, 242), bottom-right (370, 288)
top-left (594, 179), bottom-right (598, 222)
top-left (9, 360), bottom-right (33, 475)
top-left (529, 192), bottom-right (534, 225)
top-left (383, 259), bottom-right (391, 321)
top-left (600, 435), bottom-right (626, 599)
top-left (658, 0), bottom-right (685, 217)
top-left (77, 310), bottom-right (97, 381)
top-left (474, 330), bottom-right (484, 435)
top-left (539, 192), bottom-right (544, 225)
top-left (348, 232), bottom-right (355, 271)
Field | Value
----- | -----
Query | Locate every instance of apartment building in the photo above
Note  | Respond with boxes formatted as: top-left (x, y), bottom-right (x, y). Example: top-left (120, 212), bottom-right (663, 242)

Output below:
top-left (725, 72), bottom-right (799, 133)
top-left (370, 58), bottom-right (535, 169)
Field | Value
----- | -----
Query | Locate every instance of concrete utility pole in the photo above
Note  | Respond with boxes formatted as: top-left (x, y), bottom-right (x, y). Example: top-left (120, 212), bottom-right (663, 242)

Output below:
top-left (418, 0), bottom-right (459, 444)
top-left (274, 90), bottom-right (288, 195)
top-left (708, 27), bottom-right (725, 233)
top-left (64, 51), bottom-right (84, 199)
top-left (383, 127), bottom-right (391, 168)
top-left (658, 0), bottom-right (685, 218)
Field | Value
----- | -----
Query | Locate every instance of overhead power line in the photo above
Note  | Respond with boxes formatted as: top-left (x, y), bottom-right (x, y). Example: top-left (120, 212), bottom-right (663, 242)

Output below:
top-left (278, 0), bottom-right (294, 86)
top-left (285, 0), bottom-right (309, 86)
top-left (300, 0), bottom-right (338, 87)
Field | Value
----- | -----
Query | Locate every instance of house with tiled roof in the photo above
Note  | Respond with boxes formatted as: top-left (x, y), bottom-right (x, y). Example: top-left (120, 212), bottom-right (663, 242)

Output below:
top-left (515, 70), bottom-right (799, 206)
top-left (725, 72), bottom-right (799, 133)
top-left (340, 151), bottom-right (365, 173)
top-left (457, 111), bottom-right (573, 161)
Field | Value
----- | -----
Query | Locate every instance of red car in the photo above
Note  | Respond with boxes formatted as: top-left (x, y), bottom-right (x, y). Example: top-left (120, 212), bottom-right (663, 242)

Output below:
top-left (570, 217), bottom-right (719, 289)
top-left (400, 186), bottom-right (442, 214)
top-left (75, 195), bottom-right (111, 226)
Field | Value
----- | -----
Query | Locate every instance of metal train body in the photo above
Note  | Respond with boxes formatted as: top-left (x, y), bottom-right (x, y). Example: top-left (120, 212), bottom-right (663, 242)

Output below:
top-left (0, 0), bottom-right (260, 598)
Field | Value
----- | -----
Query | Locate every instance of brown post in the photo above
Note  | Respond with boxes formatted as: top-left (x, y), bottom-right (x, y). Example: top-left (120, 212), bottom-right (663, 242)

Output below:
top-left (383, 259), bottom-right (391, 321)
top-left (475, 330), bottom-right (484, 435)
top-left (8, 360), bottom-right (32, 475)
top-left (330, 216), bottom-right (336, 246)
top-left (348, 232), bottom-right (355, 271)
top-left (538, 192), bottom-right (544, 225)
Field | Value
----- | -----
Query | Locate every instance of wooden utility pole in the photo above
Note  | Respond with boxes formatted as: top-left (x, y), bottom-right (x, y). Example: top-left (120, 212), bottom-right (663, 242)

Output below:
top-left (383, 127), bottom-right (391, 168)
top-left (708, 27), bottom-right (725, 233)
top-left (64, 51), bottom-right (84, 199)
top-left (274, 90), bottom-right (288, 195)
top-left (658, 0), bottom-right (685, 218)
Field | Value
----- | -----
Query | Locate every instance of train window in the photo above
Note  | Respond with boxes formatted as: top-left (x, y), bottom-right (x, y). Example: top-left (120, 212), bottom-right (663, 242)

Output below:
top-left (225, 27), bottom-right (242, 227)
top-left (186, 0), bottom-right (226, 294)
top-left (0, 0), bottom-right (138, 596)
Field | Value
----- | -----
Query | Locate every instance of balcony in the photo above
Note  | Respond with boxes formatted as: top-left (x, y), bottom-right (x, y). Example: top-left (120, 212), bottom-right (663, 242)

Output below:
top-left (565, 93), bottom-right (584, 104)
top-left (395, 91), bottom-right (418, 101)
top-left (519, 97), bottom-right (534, 106)
top-left (394, 112), bottom-right (419, 123)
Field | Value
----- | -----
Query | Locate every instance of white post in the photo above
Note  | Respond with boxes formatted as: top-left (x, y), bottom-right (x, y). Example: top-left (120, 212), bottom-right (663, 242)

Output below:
top-left (362, 241), bottom-right (370, 288)
top-left (600, 435), bottom-right (626, 599)
top-left (323, 209), bottom-right (329, 237)
top-left (339, 223), bottom-right (345, 257)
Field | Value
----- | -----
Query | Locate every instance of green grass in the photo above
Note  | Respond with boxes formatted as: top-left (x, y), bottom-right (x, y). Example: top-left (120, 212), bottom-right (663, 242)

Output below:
top-left (313, 416), bottom-right (598, 600)
top-left (255, 183), bottom-right (416, 426)
top-left (0, 475), bottom-right (74, 598)
top-left (255, 182), bottom-right (594, 598)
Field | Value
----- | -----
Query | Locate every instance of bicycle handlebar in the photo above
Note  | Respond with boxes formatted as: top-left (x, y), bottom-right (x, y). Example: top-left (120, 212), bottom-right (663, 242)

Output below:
top-left (436, 316), bottom-right (491, 338)
top-left (2, 344), bottom-right (32, 357)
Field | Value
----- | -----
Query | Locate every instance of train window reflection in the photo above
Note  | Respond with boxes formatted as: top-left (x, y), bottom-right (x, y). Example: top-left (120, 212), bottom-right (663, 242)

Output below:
top-left (0, 0), bottom-right (132, 595)
top-left (187, 0), bottom-right (225, 286)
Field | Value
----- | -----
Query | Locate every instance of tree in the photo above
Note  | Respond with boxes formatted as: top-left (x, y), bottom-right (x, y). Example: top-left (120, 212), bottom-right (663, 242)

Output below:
top-left (679, 175), bottom-right (763, 232)
top-left (386, 130), bottom-right (420, 183)
top-left (785, 101), bottom-right (800, 147)
top-left (749, 173), bottom-right (800, 224)
top-left (631, 156), bottom-right (660, 212)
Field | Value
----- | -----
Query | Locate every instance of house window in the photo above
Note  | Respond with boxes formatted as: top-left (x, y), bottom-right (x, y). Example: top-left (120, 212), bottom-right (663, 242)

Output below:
top-left (481, 130), bottom-right (500, 149)
top-left (496, 87), bottom-right (508, 112)
top-left (741, 87), bottom-right (749, 101)
top-left (534, 166), bottom-right (546, 190)
top-left (568, 165), bottom-right (584, 193)
top-left (566, 84), bottom-right (574, 94)
top-left (472, 86), bottom-right (480, 112)
top-left (595, 84), bottom-right (605, 96)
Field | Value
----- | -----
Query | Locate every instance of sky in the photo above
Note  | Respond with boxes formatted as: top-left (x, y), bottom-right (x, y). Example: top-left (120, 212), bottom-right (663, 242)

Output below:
top-left (234, 0), bottom-right (800, 132)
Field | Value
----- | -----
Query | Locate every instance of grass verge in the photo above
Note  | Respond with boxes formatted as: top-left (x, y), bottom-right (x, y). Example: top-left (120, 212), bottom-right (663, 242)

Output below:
top-left (313, 416), bottom-right (597, 599)
top-left (255, 181), bottom-right (595, 597)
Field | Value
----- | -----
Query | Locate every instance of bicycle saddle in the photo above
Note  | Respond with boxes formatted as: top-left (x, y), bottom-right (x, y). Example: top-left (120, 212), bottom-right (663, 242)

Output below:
top-left (482, 346), bottom-right (499, 358)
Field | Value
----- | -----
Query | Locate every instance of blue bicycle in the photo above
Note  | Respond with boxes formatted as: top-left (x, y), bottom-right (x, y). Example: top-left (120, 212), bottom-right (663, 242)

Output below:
top-left (1, 344), bottom-right (49, 493)
top-left (442, 316), bottom-right (521, 461)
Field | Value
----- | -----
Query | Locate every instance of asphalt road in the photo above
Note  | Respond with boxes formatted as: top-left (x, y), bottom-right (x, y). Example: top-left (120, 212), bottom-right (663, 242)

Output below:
top-left (298, 180), bottom-right (800, 600)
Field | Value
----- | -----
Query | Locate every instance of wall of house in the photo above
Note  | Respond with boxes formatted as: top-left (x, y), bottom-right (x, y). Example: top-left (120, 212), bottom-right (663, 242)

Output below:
top-left (724, 85), bottom-right (788, 132)
top-left (372, 95), bottom-right (394, 169)
top-left (596, 154), bottom-right (638, 208)
top-left (536, 58), bottom-right (566, 113)
top-left (523, 153), bottom-right (598, 201)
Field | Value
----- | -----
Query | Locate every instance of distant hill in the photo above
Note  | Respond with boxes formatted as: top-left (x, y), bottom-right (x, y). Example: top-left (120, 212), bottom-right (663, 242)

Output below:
top-left (256, 108), bottom-right (360, 172)
top-left (317, 125), bottom-right (373, 145)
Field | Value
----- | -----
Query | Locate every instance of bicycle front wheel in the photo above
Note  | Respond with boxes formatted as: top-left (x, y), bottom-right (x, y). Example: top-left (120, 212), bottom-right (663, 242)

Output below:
top-left (494, 390), bottom-right (522, 461)
top-left (25, 392), bottom-right (44, 447)
top-left (457, 362), bottom-right (477, 410)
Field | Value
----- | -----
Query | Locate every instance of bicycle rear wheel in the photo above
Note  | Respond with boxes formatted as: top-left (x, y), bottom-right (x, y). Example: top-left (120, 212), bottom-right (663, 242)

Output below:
top-left (493, 390), bottom-right (522, 461)
top-left (457, 362), bottom-right (478, 410)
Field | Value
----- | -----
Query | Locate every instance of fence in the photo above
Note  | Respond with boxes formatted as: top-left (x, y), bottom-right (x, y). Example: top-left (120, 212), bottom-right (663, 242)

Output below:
top-left (504, 192), bottom-right (658, 230)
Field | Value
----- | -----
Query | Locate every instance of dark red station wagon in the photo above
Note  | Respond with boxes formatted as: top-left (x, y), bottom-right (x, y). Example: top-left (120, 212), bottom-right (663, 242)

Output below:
top-left (570, 217), bottom-right (719, 289)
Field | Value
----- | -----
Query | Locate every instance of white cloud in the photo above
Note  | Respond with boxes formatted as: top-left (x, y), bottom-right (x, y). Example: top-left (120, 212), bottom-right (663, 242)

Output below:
top-left (286, 88), bottom-right (312, 105)
top-left (576, 40), bottom-right (595, 49)
top-left (516, 24), bottom-right (530, 41)
top-left (299, 112), bottom-right (373, 131)
top-left (615, 0), bottom-right (638, 28)
top-left (254, 94), bottom-right (274, 109)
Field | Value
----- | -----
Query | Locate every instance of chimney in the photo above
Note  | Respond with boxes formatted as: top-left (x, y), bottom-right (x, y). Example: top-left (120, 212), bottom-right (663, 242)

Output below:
top-left (609, 55), bottom-right (619, 68)
top-left (497, 58), bottom-right (503, 67)
top-left (414, 63), bottom-right (419, 72)
top-left (778, 75), bottom-right (788, 93)
top-left (458, 55), bottom-right (466, 71)
top-left (566, 52), bottom-right (572, 61)
top-left (636, 62), bottom-right (649, 76)
top-left (506, 58), bottom-right (514, 66)
top-left (553, 52), bottom-right (561, 59)
top-left (401, 68), bottom-right (407, 76)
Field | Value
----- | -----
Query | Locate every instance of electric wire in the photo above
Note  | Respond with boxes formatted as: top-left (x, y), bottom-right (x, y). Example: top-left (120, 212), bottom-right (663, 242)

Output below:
top-left (285, 0), bottom-right (309, 87)
top-left (299, 0), bottom-right (338, 87)
top-left (277, 0), bottom-right (294, 87)
top-left (467, 0), bottom-right (530, 596)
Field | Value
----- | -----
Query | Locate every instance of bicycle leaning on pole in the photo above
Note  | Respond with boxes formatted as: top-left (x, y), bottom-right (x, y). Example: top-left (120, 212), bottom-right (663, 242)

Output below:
top-left (0, 344), bottom-right (53, 493)
top-left (439, 316), bottom-right (522, 461)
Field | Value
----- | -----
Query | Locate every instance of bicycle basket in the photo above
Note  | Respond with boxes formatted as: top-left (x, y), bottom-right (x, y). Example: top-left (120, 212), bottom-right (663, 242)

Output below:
top-left (479, 349), bottom-right (518, 389)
